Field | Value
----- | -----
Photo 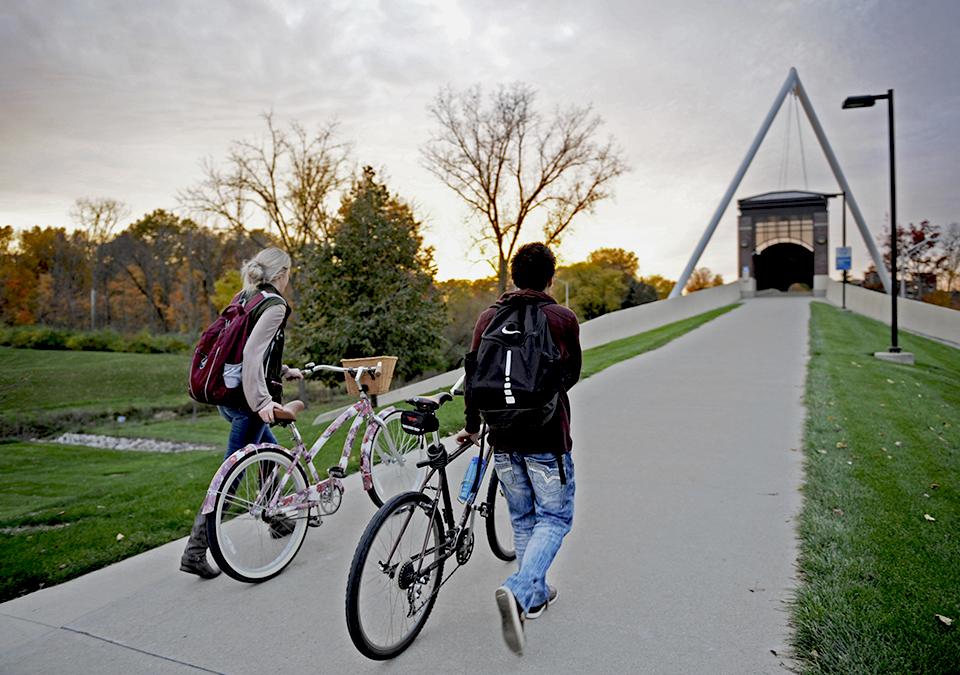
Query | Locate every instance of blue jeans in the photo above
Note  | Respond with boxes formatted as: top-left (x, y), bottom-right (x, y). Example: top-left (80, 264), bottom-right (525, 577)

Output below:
top-left (493, 451), bottom-right (575, 613)
top-left (218, 405), bottom-right (278, 460)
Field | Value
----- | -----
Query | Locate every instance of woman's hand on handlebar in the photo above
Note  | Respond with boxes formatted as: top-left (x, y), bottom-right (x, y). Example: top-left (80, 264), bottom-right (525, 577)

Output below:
top-left (284, 367), bottom-right (304, 381)
top-left (454, 428), bottom-right (479, 446)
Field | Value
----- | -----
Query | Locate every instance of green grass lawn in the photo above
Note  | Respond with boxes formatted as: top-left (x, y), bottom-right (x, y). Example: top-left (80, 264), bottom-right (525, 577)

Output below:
top-left (0, 347), bottom-right (193, 437)
top-left (0, 302), bottom-right (740, 600)
top-left (792, 302), bottom-right (960, 673)
top-left (0, 442), bottom-right (223, 602)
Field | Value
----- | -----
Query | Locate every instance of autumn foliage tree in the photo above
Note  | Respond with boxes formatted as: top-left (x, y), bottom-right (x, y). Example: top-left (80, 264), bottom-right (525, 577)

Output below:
top-left (685, 267), bottom-right (725, 293)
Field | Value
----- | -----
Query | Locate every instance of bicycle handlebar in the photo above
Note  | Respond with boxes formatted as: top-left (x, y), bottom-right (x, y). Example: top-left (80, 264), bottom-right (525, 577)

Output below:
top-left (302, 361), bottom-right (382, 388)
top-left (450, 373), bottom-right (465, 397)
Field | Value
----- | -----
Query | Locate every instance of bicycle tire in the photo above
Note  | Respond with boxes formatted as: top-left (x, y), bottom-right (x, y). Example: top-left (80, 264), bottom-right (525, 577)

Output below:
top-left (366, 410), bottom-right (436, 508)
top-left (345, 491), bottom-right (445, 660)
top-left (484, 471), bottom-right (516, 562)
top-left (206, 447), bottom-right (309, 583)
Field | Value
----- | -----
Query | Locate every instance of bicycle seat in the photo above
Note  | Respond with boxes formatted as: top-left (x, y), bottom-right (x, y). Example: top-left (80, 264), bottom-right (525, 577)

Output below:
top-left (274, 400), bottom-right (305, 424)
top-left (406, 393), bottom-right (453, 412)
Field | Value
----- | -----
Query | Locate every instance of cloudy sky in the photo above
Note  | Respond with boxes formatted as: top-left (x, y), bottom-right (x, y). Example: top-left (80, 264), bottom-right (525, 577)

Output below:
top-left (2, 0), bottom-right (958, 282)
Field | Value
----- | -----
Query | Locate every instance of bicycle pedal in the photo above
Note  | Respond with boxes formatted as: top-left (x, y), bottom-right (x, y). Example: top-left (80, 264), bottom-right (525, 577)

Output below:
top-left (308, 515), bottom-right (322, 527)
top-left (327, 466), bottom-right (346, 478)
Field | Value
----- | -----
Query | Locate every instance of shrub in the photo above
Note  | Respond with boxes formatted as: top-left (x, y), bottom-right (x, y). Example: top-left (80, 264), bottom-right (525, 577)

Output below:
top-left (1, 326), bottom-right (70, 350)
top-left (0, 325), bottom-right (192, 354)
top-left (64, 329), bottom-right (122, 352)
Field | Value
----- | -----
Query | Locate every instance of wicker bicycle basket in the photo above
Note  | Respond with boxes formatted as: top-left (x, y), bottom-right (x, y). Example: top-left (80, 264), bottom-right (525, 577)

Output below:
top-left (341, 356), bottom-right (397, 396)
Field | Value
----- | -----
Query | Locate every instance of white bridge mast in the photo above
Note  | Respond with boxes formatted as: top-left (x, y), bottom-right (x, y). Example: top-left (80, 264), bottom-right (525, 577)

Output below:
top-left (669, 67), bottom-right (891, 298)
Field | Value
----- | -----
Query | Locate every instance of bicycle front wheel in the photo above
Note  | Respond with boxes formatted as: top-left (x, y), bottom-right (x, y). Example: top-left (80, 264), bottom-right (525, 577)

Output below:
top-left (485, 471), bottom-right (516, 561)
top-left (206, 448), bottom-right (309, 583)
top-left (366, 410), bottom-right (436, 507)
top-left (345, 492), bottom-right (446, 660)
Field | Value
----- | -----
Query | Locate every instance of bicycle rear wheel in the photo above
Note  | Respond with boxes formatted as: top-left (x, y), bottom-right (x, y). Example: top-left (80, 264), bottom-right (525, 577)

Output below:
top-left (366, 410), bottom-right (436, 507)
top-left (485, 472), bottom-right (516, 561)
top-left (206, 448), bottom-right (309, 583)
top-left (345, 491), bottom-right (445, 660)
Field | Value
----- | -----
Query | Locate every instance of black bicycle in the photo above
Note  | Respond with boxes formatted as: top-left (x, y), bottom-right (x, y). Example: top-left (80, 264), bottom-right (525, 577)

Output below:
top-left (344, 384), bottom-right (515, 660)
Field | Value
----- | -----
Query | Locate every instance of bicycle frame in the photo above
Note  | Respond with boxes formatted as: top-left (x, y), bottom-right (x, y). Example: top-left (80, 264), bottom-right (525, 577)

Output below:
top-left (380, 432), bottom-right (495, 582)
top-left (200, 397), bottom-right (396, 516)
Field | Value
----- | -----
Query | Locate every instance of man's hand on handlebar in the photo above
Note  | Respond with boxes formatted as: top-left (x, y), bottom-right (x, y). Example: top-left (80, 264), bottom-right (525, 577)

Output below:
top-left (454, 428), bottom-right (480, 446)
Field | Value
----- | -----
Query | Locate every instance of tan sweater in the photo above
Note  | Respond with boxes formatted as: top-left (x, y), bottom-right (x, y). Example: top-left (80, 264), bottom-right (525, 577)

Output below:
top-left (241, 304), bottom-right (289, 412)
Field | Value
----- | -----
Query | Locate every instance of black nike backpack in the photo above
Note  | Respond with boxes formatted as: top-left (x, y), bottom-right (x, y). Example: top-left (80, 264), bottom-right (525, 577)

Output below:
top-left (465, 296), bottom-right (563, 431)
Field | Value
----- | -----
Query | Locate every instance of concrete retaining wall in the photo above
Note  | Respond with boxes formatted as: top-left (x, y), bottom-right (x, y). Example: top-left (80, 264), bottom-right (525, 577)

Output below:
top-left (825, 278), bottom-right (960, 346)
top-left (314, 283), bottom-right (743, 423)
top-left (579, 282), bottom-right (742, 349)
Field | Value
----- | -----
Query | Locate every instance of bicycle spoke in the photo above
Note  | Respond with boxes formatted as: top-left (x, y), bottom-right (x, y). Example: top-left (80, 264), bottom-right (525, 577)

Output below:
top-left (347, 494), bottom-right (445, 658)
top-left (367, 411), bottom-right (433, 506)
top-left (208, 450), bottom-right (310, 582)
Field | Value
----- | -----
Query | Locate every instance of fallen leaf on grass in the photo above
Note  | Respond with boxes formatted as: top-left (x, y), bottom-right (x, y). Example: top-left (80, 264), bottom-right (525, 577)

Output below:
top-left (936, 614), bottom-right (954, 627)
top-left (924, 514), bottom-right (936, 522)
top-left (894, 441), bottom-right (902, 447)
top-left (810, 649), bottom-right (819, 658)
top-left (58, 564), bottom-right (67, 569)
top-left (832, 508), bottom-right (844, 517)
top-left (923, 493), bottom-right (930, 498)
top-left (836, 441), bottom-right (848, 449)
top-left (886, 378), bottom-right (895, 384)
top-left (818, 449), bottom-right (827, 455)
top-left (931, 483), bottom-right (940, 490)
top-left (116, 533), bottom-right (125, 541)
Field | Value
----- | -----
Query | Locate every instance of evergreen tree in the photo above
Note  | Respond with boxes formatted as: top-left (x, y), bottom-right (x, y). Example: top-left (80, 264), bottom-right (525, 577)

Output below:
top-left (296, 167), bottom-right (446, 381)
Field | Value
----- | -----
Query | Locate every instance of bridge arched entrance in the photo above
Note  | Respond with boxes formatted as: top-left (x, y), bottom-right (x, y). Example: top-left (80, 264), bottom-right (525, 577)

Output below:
top-left (753, 242), bottom-right (813, 291)
top-left (736, 191), bottom-right (831, 296)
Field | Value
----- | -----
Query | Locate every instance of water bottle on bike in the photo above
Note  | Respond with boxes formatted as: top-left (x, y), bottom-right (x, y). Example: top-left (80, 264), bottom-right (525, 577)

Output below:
top-left (458, 455), bottom-right (487, 503)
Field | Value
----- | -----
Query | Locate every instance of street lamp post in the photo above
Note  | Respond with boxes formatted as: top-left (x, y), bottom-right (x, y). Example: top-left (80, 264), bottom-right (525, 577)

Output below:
top-left (842, 89), bottom-right (901, 354)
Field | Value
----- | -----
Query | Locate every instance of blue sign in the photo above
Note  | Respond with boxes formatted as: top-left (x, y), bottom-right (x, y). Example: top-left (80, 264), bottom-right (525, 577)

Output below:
top-left (836, 246), bottom-right (852, 271)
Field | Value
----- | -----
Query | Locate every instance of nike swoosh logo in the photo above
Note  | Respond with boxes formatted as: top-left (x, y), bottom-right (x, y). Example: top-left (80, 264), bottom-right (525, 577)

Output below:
top-left (501, 327), bottom-right (521, 335)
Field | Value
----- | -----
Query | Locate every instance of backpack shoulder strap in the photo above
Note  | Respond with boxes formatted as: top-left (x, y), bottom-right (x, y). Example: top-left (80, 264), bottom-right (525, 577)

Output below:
top-left (246, 290), bottom-right (288, 325)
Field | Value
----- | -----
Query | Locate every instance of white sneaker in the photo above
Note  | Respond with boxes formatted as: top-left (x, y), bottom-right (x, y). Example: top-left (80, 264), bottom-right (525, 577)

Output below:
top-left (495, 586), bottom-right (525, 655)
top-left (525, 585), bottom-right (558, 619)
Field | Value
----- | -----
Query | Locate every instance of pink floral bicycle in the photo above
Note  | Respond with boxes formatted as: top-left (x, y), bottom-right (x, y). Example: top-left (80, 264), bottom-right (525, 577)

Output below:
top-left (201, 361), bottom-right (438, 583)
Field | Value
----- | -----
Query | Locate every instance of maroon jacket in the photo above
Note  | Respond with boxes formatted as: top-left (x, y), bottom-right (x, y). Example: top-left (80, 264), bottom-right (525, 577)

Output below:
top-left (464, 289), bottom-right (582, 454)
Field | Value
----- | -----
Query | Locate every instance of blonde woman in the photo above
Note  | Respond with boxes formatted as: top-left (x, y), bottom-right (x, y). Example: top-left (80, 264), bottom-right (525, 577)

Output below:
top-left (180, 247), bottom-right (304, 579)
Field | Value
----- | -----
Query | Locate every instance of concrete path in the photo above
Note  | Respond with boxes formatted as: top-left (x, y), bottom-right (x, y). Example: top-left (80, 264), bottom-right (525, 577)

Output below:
top-left (0, 297), bottom-right (810, 674)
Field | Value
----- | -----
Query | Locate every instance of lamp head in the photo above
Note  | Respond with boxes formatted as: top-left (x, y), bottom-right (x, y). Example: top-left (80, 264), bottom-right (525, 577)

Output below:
top-left (842, 94), bottom-right (881, 109)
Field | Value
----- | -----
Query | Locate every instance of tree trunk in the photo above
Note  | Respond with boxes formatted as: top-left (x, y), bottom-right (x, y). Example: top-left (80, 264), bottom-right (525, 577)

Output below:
top-left (497, 253), bottom-right (508, 295)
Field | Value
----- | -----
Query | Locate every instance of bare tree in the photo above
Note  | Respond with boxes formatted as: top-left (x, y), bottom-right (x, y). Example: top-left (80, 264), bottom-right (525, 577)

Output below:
top-left (70, 197), bottom-right (129, 243)
top-left (180, 113), bottom-right (351, 255)
top-left (422, 83), bottom-right (628, 292)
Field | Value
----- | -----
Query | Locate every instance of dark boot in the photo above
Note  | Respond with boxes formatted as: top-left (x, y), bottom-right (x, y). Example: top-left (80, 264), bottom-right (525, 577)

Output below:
top-left (180, 512), bottom-right (220, 579)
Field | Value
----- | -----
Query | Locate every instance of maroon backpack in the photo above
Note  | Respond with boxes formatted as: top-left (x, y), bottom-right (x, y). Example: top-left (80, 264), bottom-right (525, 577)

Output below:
top-left (188, 289), bottom-right (286, 407)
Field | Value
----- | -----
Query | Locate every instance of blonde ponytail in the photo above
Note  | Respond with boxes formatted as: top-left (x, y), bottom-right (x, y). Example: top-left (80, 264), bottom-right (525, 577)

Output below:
top-left (241, 247), bottom-right (291, 291)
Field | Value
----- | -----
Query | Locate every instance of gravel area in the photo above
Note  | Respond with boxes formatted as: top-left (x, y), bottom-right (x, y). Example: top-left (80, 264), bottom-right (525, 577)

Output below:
top-left (48, 433), bottom-right (218, 453)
